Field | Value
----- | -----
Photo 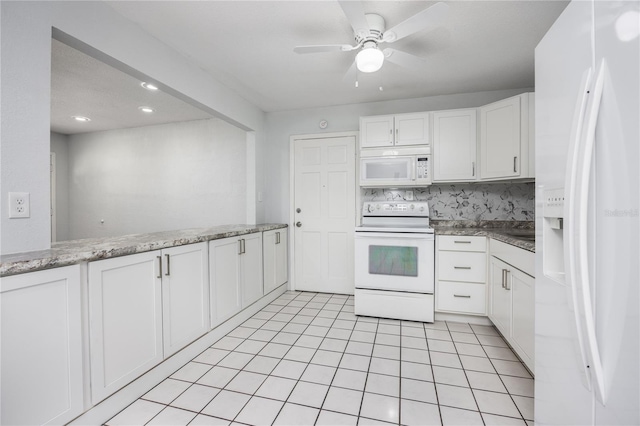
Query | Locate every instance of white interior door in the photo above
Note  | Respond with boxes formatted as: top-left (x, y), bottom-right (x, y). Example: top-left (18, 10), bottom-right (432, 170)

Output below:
top-left (293, 135), bottom-right (356, 294)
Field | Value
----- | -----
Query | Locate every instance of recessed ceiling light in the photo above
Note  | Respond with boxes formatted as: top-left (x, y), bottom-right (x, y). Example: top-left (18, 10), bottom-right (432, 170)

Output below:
top-left (138, 106), bottom-right (154, 113)
top-left (72, 115), bottom-right (91, 122)
top-left (141, 82), bottom-right (159, 91)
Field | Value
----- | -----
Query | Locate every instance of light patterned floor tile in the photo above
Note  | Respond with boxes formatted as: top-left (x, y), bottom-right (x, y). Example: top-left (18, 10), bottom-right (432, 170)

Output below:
top-left (234, 396), bottom-right (283, 425)
top-left (400, 377), bottom-right (437, 404)
top-left (440, 406), bottom-right (483, 426)
top-left (288, 381), bottom-right (329, 408)
top-left (400, 399), bottom-right (441, 426)
top-left (106, 400), bottom-right (165, 426)
top-left (110, 291), bottom-right (532, 426)
top-left (142, 379), bottom-right (191, 404)
top-left (170, 384), bottom-right (220, 412)
top-left (249, 330), bottom-right (278, 342)
top-left (147, 406), bottom-right (196, 425)
top-left (360, 393), bottom-right (399, 424)
top-left (274, 403), bottom-right (320, 425)
top-left (323, 387), bottom-right (364, 416)
top-left (316, 409), bottom-right (358, 426)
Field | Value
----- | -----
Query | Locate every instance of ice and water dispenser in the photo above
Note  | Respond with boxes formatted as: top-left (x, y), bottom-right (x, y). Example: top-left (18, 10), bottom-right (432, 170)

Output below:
top-left (543, 188), bottom-right (566, 283)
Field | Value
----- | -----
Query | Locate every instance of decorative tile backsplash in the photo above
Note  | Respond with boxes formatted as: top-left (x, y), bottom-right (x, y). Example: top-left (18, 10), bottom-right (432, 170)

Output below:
top-left (361, 183), bottom-right (534, 221)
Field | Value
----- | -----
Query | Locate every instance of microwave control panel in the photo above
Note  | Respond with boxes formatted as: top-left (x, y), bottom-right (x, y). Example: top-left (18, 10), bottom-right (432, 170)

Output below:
top-left (417, 156), bottom-right (430, 180)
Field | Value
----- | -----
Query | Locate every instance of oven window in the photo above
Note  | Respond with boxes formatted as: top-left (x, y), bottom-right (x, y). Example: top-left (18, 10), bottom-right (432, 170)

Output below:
top-left (368, 245), bottom-right (418, 277)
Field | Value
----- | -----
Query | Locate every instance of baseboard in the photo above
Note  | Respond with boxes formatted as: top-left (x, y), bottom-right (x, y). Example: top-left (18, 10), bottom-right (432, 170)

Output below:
top-left (434, 311), bottom-right (494, 326)
top-left (69, 283), bottom-right (288, 425)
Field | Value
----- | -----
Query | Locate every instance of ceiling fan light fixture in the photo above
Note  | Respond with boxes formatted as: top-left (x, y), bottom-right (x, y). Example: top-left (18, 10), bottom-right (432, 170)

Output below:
top-left (356, 44), bottom-right (384, 73)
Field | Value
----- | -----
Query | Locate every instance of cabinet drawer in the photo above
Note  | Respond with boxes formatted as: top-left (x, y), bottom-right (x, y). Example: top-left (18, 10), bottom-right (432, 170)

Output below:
top-left (438, 251), bottom-right (486, 283)
top-left (437, 281), bottom-right (486, 315)
top-left (438, 235), bottom-right (486, 252)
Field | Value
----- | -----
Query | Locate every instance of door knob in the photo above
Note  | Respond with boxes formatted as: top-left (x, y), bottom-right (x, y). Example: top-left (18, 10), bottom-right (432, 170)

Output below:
top-left (296, 222), bottom-right (302, 227)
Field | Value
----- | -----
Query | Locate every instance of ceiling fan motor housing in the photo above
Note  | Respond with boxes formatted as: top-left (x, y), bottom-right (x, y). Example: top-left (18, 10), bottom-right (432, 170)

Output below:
top-left (355, 14), bottom-right (385, 43)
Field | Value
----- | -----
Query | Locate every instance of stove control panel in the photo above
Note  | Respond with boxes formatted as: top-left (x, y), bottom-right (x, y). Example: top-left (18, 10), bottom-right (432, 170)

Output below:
top-left (362, 201), bottom-right (430, 217)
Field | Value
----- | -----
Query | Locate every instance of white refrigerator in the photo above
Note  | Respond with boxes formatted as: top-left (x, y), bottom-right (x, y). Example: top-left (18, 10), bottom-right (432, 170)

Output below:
top-left (535, 0), bottom-right (639, 425)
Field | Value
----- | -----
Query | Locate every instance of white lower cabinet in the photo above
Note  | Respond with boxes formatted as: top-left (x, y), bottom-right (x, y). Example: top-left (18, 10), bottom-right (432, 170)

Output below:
top-left (210, 233), bottom-right (263, 328)
top-left (511, 268), bottom-right (535, 365)
top-left (435, 235), bottom-right (488, 315)
top-left (488, 239), bottom-right (535, 371)
top-left (489, 256), bottom-right (512, 334)
top-left (1, 265), bottom-right (84, 425)
top-left (263, 228), bottom-right (288, 294)
top-left (89, 251), bottom-right (163, 404)
top-left (161, 242), bottom-right (209, 357)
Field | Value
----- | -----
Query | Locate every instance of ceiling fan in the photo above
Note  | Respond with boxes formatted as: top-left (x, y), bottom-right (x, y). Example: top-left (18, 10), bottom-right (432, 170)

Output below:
top-left (294, 1), bottom-right (449, 74)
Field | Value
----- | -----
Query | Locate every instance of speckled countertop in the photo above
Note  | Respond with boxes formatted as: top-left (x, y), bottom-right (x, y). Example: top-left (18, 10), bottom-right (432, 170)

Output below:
top-left (432, 220), bottom-right (535, 253)
top-left (0, 224), bottom-right (287, 277)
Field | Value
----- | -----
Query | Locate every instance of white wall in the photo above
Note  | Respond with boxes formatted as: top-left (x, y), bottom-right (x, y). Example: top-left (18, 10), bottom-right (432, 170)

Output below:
top-left (66, 119), bottom-right (246, 240)
top-left (0, 1), bottom-right (265, 254)
top-left (50, 132), bottom-right (70, 241)
top-left (263, 88), bottom-right (533, 223)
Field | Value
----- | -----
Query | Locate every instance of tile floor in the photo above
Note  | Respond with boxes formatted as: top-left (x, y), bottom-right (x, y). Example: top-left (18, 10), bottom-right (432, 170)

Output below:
top-left (106, 291), bottom-right (534, 426)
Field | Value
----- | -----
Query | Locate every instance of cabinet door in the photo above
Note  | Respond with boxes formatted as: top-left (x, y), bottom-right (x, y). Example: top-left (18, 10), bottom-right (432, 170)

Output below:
top-left (162, 242), bottom-right (210, 357)
top-left (89, 252), bottom-right (163, 404)
top-left (480, 96), bottom-right (521, 179)
top-left (395, 112), bottom-right (430, 146)
top-left (275, 229), bottom-right (289, 288)
top-left (433, 109), bottom-right (477, 181)
top-left (511, 268), bottom-right (534, 369)
top-left (1, 266), bottom-right (83, 425)
top-left (209, 237), bottom-right (241, 327)
top-left (241, 233), bottom-right (264, 308)
top-left (264, 229), bottom-right (289, 294)
top-left (263, 230), bottom-right (278, 293)
top-left (489, 256), bottom-right (512, 338)
top-left (360, 115), bottom-right (394, 148)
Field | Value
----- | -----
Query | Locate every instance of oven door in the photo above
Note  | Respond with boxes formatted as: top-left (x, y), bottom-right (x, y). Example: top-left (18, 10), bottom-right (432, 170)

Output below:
top-left (355, 231), bottom-right (434, 293)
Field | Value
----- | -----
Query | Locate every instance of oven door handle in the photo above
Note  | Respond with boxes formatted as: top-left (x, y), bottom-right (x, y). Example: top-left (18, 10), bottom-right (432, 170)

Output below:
top-left (355, 232), bottom-right (434, 240)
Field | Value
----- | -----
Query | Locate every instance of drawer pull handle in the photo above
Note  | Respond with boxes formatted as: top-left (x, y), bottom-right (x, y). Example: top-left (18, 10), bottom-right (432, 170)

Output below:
top-left (454, 266), bottom-right (472, 270)
top-left (453, 294), bottom-right (471, 298)
top-left (454, 240), bottom-right (472, 244)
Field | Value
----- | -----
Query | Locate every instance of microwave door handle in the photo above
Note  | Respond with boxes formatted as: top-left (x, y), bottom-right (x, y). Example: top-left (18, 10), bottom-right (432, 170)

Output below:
top-left (411, 157), bottom-right (416, 181)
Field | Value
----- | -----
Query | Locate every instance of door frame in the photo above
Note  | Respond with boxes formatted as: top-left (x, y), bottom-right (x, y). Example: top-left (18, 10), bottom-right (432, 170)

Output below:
top-left (289, 131), bottom-right (360, 291)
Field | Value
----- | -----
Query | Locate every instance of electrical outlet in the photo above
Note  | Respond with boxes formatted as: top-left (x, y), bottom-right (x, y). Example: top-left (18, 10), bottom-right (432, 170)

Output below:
top-left (8, 192), bottom-right (30, 218)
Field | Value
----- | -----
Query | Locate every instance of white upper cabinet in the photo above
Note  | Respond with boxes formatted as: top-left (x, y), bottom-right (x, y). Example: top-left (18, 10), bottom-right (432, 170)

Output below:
top-left (432, 109), bottom-right (478, 182)
top-left (360, 112), bottom-right (430, 148)
top-left (479, 93), bottom-right (535, 180)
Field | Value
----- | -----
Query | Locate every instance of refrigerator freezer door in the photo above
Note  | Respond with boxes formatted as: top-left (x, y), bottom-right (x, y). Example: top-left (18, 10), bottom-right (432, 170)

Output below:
top-left (534, 1), bottom-right (595, 425)
top-left (593, 1), bottom-right (640, 424)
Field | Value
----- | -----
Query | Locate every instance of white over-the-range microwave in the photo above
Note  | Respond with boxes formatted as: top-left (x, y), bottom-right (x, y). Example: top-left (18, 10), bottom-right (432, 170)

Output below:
top-left (360, 146), bottom-right (431, 187)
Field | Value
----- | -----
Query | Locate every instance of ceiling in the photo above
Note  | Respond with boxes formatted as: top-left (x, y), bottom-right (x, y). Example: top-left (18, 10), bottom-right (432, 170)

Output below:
top-left (105, 0), bottom-right (569, 113)
top-left (50, 39), bottom-right (212, 135)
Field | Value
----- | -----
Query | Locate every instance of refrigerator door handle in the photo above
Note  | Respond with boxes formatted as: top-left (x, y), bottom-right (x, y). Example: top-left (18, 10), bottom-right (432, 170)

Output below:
top-left (576, 58), bottom-right (607, 404)
top-left (564, 66), bottom-right (594, 393)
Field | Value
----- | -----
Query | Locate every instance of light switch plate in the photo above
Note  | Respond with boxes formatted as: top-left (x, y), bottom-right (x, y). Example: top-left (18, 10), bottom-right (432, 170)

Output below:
top-left (405, 190), bottom-right (414, 201)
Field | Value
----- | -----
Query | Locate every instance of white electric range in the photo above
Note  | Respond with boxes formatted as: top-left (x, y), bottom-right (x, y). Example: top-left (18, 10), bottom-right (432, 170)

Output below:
top-left (354, 201), bottom-right (435, 323)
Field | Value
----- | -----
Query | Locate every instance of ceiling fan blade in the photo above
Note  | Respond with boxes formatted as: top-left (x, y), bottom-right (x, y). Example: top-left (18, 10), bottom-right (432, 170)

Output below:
top-left (338, 0), bottom-right (371, 38)
top-left (383, 48), bottom-right (428, 69)
top-left (294, 44), bottom-right (356, 54)
top-left (343, 61), bottom-right (357, 83)
top-left (382, 2), bottom-right (449, 43)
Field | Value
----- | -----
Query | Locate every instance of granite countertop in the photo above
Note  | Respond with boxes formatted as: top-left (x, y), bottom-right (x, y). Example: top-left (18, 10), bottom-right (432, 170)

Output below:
top-left (431, 220), bottom-right (535, 253)
top-left (0, 223), bottom-right (287, 277)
